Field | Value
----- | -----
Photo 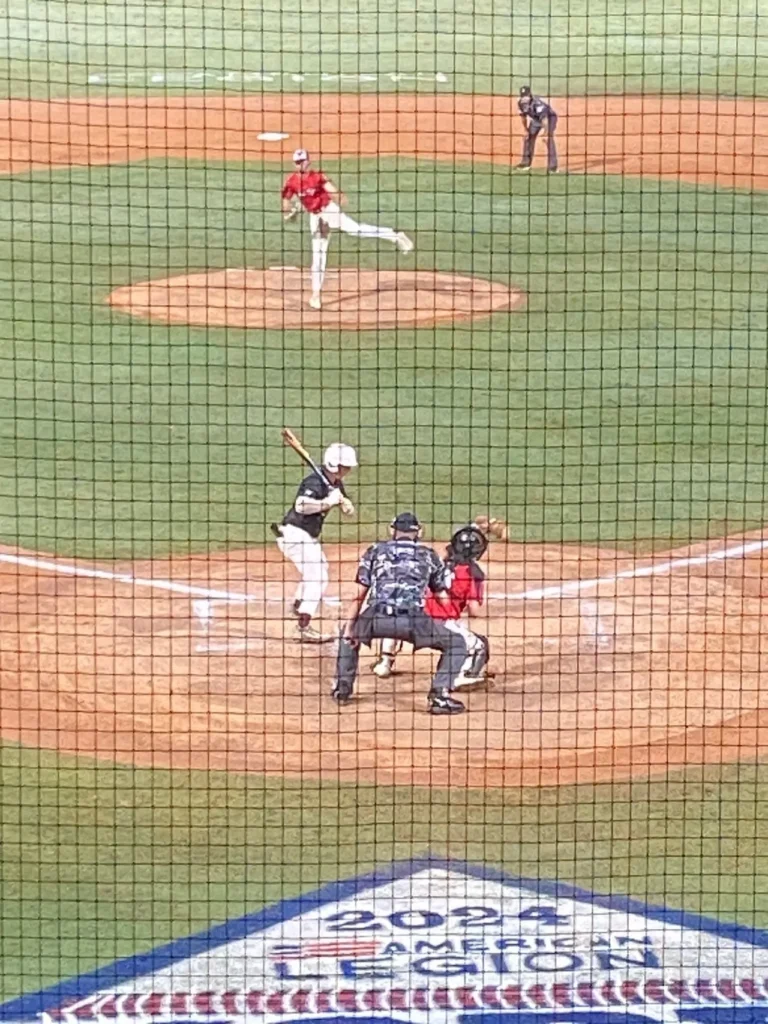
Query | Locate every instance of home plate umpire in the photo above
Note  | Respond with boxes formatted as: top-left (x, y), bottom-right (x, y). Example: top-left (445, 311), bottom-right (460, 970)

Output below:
top-left (331, 511), bottom-right (470, 715)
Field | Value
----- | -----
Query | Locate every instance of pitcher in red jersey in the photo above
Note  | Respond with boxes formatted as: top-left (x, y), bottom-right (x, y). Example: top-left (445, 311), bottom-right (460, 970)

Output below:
top-left (372, 523), bottom-right (492, 687)
top-left (281, 148), bottom-right (414, 309)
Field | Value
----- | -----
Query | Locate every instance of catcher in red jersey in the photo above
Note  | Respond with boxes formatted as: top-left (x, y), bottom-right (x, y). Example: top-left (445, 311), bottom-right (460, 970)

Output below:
top-left (372, 522), bottom-right (497, 687)
top-left (281, 148), bottom-right (414, 310)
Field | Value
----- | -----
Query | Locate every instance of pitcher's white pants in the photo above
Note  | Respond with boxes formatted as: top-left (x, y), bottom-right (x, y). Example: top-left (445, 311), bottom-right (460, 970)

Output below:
top-left (309, 201), bottom-right (400, 297)
top-left (276, 524), bottom-right (328, 617)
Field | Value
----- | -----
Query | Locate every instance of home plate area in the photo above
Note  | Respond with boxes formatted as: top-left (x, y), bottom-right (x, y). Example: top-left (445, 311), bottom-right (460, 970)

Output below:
top-left (0, 535), bottom-right (766, 786)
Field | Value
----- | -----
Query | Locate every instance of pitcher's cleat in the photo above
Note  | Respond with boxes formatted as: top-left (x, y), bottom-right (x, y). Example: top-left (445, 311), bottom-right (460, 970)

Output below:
top-left (308, 294), bottom-right (322, 310)
top-left (395, 232), bottom-right (414, 253)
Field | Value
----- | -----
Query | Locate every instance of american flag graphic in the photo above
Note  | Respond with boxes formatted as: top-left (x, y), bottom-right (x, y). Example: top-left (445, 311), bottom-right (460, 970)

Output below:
top-left (269, 939), bottom-right (381, 961)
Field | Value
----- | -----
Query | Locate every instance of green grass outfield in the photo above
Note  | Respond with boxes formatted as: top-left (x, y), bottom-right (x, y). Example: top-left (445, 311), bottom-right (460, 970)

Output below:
top-left (1, 159), bottom-right (767, 557)
top-left (1, 0), bottom-right (768, 98)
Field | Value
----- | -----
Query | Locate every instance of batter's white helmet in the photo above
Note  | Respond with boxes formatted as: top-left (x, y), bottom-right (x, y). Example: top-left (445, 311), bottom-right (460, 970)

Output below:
top-left (292, 148), bottom-right (310, 164)
top-left (323, 442), bottom-right (358, 471)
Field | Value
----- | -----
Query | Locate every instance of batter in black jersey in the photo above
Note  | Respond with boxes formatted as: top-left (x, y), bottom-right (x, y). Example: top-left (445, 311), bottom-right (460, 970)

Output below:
top-left (516, 84), bottom-right (558, 172)
top-left (331, 511), bottom-right (469, 716)
top-left (273, 441), bottom-right (358, 643)
top-left (282, 470), bottom-right (344, 539)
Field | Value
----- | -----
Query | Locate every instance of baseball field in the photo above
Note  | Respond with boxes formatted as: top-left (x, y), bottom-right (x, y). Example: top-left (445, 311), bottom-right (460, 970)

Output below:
top-left (2, 1), bottom-right (768, 1021)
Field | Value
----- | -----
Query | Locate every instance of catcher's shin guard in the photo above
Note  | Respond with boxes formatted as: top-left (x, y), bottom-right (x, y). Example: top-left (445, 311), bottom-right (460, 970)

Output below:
top-left (467, 633), bottom-right (490, 677)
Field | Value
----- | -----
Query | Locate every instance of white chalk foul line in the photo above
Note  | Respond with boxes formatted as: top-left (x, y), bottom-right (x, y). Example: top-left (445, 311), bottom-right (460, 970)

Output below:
top-left (488, 537), bottom-right (768, 602)
top-left (0, 552), bottom-right (345, 607)
top-left (4, 536), bottom-right (766, 611)
top-left (0, 552), bottom-right (250, 602)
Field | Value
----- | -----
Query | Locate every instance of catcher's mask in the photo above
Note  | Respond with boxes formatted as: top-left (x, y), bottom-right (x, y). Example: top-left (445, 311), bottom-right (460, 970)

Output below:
top-left (450, 524), bottom-right (488, 564)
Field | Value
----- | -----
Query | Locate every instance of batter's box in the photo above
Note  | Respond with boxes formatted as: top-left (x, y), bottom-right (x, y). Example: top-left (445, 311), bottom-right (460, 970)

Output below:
top-left (189, 595), bottom-right (340, 654)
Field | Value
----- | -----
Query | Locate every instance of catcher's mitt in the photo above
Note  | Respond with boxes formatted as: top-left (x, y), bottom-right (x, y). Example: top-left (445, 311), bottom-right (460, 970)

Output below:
top-left (473, 514), bottom-right (508, 541)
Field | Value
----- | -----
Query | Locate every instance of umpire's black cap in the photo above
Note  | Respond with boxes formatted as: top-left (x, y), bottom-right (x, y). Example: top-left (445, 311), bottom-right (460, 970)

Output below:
top-left (519, 84), bottom-right (532, 96)
top-left (391, 511), bottom-right (421, 532)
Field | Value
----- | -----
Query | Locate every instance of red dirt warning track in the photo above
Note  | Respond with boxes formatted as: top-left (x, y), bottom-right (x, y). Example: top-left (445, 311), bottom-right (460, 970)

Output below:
top-left (0, 92), bottom-right (767, 784)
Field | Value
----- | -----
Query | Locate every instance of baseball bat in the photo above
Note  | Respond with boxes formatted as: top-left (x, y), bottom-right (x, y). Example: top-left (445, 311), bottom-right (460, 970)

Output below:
top-left (281, 427), bottom-right (323, 476)
top-left (282, 426), bottom-right (354, 517)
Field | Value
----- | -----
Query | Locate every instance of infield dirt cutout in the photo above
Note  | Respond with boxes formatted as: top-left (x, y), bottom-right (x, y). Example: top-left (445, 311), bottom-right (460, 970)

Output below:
top-left (0, 91), bottom-right (767, 784)
top-left (107, 268), bottom-right (525, 330)
top-left (1, 533), bottom-right (768, 788)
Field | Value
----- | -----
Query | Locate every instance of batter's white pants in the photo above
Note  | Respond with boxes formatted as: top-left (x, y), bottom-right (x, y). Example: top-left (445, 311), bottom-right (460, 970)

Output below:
top-left (309, 201), bottom-right (400, 297)
top-left (276, 524), bottom-right (328, 617)
top-left (381, 618), bottom-right (484, 676)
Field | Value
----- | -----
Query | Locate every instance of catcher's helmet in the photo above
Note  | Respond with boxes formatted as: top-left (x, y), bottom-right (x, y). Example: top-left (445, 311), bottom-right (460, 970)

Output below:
top-left (450, 524), bottom-right (488, 563)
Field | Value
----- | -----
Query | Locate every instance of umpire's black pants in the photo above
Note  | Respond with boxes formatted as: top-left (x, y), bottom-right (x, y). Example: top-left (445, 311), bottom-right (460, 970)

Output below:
top-left (335, 606), bottom-right (468, 694)
top-left (521, 113), bottom-right (558, 170)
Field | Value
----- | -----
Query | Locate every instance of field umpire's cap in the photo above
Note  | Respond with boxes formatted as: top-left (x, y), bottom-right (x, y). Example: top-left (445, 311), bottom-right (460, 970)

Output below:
top-left (519, 84), bottom-right (532, 96)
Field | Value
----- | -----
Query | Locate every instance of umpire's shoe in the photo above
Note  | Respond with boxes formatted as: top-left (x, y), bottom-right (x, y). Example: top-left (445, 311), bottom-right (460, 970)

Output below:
top-left (331, 681), bottom-right (354, 706)
top-left (427, 689), bottom-right (465, 715)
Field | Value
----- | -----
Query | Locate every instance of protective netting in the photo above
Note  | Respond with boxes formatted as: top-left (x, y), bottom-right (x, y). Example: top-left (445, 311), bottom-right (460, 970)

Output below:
top-left (0, 1), bottom-right (767, 1018)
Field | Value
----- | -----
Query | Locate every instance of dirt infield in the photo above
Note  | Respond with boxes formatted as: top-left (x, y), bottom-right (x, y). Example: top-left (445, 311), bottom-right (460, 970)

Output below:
top-left (0, 532), bottom-right (767, 787)
top-left (0, 94), bottom-right (767, 190)
top-left (107, 268), bottom-right (525, 330)
top-left (1, 91), bottom-right (767, 784)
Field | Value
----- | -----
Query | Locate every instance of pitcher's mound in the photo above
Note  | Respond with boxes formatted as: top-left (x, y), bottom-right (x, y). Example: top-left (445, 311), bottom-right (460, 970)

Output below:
top-left (107, 267), bottom-right (526, 331)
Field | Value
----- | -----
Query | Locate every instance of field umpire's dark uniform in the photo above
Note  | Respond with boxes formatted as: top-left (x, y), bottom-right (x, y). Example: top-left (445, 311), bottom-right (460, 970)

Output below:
top-left (517, 85), bottom-right (558, 172)
top-left (332, 512), bottom-right (468, 715)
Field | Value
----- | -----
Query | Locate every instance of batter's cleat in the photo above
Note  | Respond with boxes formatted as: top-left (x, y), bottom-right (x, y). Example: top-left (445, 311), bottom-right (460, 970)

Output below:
top-left (308, 293), bottom-right (322, 310)
top-left (331, 681), bottom-right (354, 705)
top-left (372, 656), bottom-right (394, 679)
top-left (395, 232), bottom-right (414, 253)
top-left (294, 623), bottom-right (336, 644)
top-left (427, 689), bottom-right (465, 715)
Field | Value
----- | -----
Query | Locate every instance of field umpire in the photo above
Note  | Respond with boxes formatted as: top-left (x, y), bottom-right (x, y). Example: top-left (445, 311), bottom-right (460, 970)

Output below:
top-left (331, 512), bottom-right (469, 715)
top-left (517, 84), bottom-right (558, 173)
